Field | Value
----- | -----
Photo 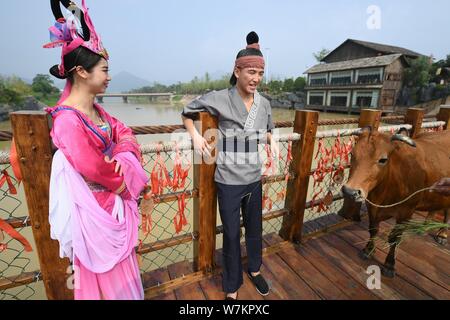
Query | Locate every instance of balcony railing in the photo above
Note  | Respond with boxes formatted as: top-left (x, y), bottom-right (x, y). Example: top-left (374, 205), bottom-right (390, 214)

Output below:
top-left (307, 79), bottom-right (383, 88)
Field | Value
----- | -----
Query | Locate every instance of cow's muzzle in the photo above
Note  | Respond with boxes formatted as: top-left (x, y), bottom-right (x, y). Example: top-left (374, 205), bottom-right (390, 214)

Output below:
top-left (342, 185), bottom-right (364, 202)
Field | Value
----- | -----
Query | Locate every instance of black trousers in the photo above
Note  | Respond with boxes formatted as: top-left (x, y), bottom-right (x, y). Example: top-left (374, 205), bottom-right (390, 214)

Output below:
top-left (216, 180), bottom-right (263, 293)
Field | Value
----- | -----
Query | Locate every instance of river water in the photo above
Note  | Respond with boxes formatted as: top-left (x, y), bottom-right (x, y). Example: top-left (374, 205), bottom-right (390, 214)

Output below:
top-left (0, 99), bottom-right (357, 300)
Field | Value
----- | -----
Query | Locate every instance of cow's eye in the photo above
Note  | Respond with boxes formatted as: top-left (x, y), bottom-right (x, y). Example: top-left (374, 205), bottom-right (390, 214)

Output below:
top-left (378, 157), bottom-right (388, 165)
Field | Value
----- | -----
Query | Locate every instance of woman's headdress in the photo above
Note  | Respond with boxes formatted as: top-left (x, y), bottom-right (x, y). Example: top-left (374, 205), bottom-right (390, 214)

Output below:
top-left (44, 0), bottom-right (109, 105)
top-left (44, 0), bottom-right (109, 78)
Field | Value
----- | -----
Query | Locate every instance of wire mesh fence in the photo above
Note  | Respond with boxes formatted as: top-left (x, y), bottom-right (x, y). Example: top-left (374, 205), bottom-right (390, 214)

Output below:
top-left (138, 146), bottom-right (195, 272)
top-left (0, 155), bottom-right (44, 300)
top-left (304, 131), bottom-right (355, 233)
top-left (260, 135), bottom-right (295, 236)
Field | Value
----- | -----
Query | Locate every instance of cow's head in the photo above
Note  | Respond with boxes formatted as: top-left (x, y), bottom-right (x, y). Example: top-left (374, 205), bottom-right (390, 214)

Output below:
top-left (340, 127), bottom-right (416, 220)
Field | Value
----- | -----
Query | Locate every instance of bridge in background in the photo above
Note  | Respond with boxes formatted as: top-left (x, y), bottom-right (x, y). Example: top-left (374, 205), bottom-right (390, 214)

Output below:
top-left (96, 93), bottom-right (174, 103)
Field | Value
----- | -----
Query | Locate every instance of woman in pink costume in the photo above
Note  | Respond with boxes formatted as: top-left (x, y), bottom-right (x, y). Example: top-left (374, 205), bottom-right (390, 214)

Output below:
top-left (45, 0), bottom-right (147, 300)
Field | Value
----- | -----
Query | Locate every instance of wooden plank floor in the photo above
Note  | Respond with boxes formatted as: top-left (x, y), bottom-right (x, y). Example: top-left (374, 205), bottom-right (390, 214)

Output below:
top-left (145, 214), bottom-right (450, 300)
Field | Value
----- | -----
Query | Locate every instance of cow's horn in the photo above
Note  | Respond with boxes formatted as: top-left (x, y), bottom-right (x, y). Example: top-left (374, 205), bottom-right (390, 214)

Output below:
top-left (355, 126), bottom-right (372, 136)
top-left (391, 134), bottom-right (417, 147)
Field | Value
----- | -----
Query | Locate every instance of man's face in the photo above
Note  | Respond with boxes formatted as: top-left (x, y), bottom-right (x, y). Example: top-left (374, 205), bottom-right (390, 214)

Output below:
top-left (235, 67), bottom-right (265, 95)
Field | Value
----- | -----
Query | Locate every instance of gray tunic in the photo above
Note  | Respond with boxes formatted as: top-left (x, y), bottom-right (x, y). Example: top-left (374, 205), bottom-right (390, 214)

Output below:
top-left (182, 86), bottom-right (275, 185)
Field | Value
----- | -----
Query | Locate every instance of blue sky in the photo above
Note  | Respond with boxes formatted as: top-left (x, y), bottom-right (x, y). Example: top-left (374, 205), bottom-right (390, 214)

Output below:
top-left (1, 0), bottom-right (449, 84)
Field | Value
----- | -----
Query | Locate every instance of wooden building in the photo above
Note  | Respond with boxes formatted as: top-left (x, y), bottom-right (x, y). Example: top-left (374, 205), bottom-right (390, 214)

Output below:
top-left (304, 39), bottom-right (423, 113)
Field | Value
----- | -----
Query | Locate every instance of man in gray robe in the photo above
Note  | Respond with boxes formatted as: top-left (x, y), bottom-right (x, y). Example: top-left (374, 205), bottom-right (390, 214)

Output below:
top-left (181, 31), bottom-right (274, 300)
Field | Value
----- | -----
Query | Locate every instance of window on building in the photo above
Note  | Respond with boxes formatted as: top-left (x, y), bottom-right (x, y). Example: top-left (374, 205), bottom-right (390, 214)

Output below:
top-left (309, 73), bottom-right (327, 86)
top-left (328, 91), bottom-right (350, 107)
top-left (352, 91), bottom-right (379, 109)
top-left (356, 96), bottom-right (372, 107)
top-left (356, 68), bottom-right (383, 84)
top-left (330, 71), bottom-right (352, 85)
top-left (308, 91), bottom-right (325, 106)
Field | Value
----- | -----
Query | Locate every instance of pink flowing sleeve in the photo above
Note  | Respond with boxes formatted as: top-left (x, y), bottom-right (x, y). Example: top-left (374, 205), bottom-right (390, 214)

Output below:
top-left (109, 115), bottom-right (142, 162)
top-left (52, 113), bottom-right (126, 194)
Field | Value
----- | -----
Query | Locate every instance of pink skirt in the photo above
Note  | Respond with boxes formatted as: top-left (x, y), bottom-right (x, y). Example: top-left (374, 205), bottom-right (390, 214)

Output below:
top-left (74, 250), bottom-right (144, 300)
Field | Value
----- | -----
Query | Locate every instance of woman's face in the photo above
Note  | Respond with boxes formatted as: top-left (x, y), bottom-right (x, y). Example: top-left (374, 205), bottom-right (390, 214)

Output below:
top-left (235, 67), bottom-right (265, 95)
top-left (84, 58), bottom-right (111, 94)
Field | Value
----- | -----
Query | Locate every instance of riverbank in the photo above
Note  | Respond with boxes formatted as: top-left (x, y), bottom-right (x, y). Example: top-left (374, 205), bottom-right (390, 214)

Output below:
top-left (0, 96), bottom-right (47, 121)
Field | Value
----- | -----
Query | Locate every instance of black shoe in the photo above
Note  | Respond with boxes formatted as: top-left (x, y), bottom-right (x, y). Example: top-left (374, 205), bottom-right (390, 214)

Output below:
top-left (247, 272), bottom-right (270, 296)
top-left (224, 293), bottom-right (238, 300)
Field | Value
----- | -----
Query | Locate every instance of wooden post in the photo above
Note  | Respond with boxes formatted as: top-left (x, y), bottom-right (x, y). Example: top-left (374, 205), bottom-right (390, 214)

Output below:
top-left (359, 109), bottom-right (382, 131)
top-left (279, 110), bottom-right (319, 243)
top-left (192, 112), bottom-right (218, 272)
top-left (10, 111), bottom-right (73, 300)
top-left (405, 108), bottom-right (424, 138)
top-left (437, 106), bottom-right (450, 130)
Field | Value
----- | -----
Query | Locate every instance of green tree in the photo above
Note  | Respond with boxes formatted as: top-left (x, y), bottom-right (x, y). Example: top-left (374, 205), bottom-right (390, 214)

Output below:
top-left (32, 74), bottom-right (58, 98)
top-left (267, 80), bottom-right (283, 94)
top-left (313, 48), bottom-right (330, 62)
top-left (404, 56), bottom-right (432, 87)
top-left (0, 76), bottom-right (31, 105)
top-left (283, 78), bottom-right (294, 92)
top-left (293, 76), bottom-right (306, 92)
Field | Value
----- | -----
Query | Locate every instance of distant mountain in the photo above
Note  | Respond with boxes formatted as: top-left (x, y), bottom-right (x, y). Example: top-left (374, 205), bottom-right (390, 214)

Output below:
top-left (107, 71), bottom-right (152, 93)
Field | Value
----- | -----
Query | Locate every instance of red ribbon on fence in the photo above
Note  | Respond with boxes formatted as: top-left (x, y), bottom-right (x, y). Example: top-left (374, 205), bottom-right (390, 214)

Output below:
top-left (150, 144), bottom-right (172, 196)
top-left (0, 170), bottom-right (17, 195)
top-left (276, 137), bottom-right (293, 202)
top-left (172, 142), bottom-right (191, 192)
top-left (141, 190), bottom-right (154, 236)
top-left (311, 133), bottom-right (354, 213)
top-left (141, 142), bottom-right (192, 236)
top-left (262, 143), bottom-right (276, 177)
top-left (262, 184), bottom-right (273, 212)
top-left (0, 218), bottom-right (32, 252)
top-left (9, 138), bottom-right (23, 184)
top-left (174, 193), bottom-right (187, 234)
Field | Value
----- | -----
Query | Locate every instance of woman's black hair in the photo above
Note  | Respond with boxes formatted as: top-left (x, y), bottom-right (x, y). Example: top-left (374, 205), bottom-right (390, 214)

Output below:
top-left (229, 31), bottom-right (263, 86)
top-left (49, 46), bottom-right (102, 83)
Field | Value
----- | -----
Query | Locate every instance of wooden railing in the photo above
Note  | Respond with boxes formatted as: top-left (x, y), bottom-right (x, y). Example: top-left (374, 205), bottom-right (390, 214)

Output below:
top-left (3, 105), bottom-right (449, 300)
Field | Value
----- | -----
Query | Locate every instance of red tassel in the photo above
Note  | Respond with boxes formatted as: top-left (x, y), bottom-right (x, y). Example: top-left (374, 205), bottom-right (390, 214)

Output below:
top-left (174, 193), bottom-right (187, 234)
top-left (0, 218), bottom-right (32, 252)
top-left (0, 170), bottom-right (17, 195)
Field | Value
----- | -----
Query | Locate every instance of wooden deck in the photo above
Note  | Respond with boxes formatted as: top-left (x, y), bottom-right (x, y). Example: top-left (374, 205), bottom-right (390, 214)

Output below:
top-left (144, 213), bottom-right (450, 300)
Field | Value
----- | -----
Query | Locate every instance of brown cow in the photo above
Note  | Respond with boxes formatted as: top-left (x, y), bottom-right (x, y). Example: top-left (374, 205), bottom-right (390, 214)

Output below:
top-left (340, 128), bottom-right (450, 277)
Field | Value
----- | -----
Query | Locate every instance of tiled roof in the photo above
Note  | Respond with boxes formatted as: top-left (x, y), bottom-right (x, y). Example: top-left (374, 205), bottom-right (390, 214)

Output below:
top-left (305, 54), bottom-right (405, 74)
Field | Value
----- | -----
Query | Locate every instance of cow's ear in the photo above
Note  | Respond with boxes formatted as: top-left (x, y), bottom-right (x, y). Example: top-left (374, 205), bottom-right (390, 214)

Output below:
top-left (397, 127), bottom-right (409, 137)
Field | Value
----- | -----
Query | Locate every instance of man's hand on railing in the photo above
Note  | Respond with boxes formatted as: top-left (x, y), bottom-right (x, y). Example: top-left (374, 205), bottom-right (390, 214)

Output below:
top-left (192, 132), bottom-right (213, 158)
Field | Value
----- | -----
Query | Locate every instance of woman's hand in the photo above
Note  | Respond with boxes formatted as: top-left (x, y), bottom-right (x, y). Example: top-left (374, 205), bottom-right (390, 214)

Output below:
top-left (105, 155), bottom-right (123, 176)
